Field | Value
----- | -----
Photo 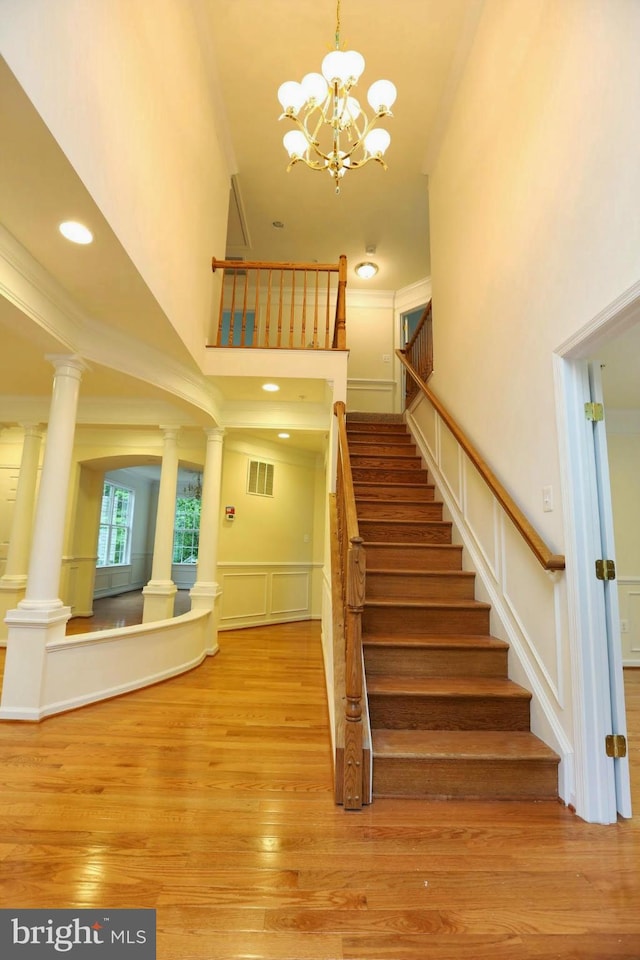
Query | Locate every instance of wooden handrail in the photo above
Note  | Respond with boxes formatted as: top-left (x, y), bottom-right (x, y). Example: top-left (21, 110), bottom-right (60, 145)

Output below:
top-left (333, 400), bottom-right (366, 808)
top-left (397, 350), bottom-right (566, 572)
top-left (209, 256), bottom-right (347, 350)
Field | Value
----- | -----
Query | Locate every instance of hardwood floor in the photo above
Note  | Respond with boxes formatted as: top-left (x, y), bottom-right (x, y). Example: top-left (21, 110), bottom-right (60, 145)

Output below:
top-left (0, 621), bottom-right (639, 959)
top-left (65, 589), bottom-right (193, 634)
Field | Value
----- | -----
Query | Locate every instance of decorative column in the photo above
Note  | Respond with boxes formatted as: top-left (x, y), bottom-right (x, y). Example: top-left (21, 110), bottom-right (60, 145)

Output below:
top-left (190, 428), bottom-right (224, 653)
top-left (1, 356), bottom-right (85, 720)
top-left (0, 423), bottom-right (43, 636)
top-left (142, 427), bottom-right (180, 622)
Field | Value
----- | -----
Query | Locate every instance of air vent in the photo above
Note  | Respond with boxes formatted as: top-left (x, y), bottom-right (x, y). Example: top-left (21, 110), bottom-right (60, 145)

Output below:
top-left (247, 459), bottom-right (274, 497)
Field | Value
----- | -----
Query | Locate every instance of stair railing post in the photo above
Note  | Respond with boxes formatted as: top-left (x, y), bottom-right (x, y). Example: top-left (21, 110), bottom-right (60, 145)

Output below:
top-left (333, 254), bottom-right (347, 350)
top-left (343, 535), bottom-right (365, 809)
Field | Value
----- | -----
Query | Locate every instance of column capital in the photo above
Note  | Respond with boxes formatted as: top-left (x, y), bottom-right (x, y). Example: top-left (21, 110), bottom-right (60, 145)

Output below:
top-left (159, 425), bottom-right (181, 442)
top-left (204, 427), bottom-right (225, 443)
top-left (18, 422), bottom-right (44, 437)
top-left (45, 354), bottom-right (89, 379)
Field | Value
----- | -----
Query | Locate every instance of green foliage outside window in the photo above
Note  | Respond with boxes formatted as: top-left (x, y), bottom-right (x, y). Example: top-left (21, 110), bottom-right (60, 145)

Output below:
top-left (173, 497), bottom-right (201, 563)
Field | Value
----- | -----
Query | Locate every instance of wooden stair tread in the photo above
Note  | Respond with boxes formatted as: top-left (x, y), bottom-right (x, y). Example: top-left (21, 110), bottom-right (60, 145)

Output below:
top-left (366, 568), bottom-right (474, 579)
top-left (365, 598), bottom-right (491, 611)
top-left (367, 676), bottom-right (531, 699)
top-left (363, 633), bottom-right (509, 650)
top-left (361, 518), bottom-right (450, 528)
top-left (355, 482), bottom-right (432, 490)
top-left (372, 729), bottom-right (559, 761)
top-left (364, 541), bottom-right (460, 550)
top-left (357, 497), bottom-right (443, 508)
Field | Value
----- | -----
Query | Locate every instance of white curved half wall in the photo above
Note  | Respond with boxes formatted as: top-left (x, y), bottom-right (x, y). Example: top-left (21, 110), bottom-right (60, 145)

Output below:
top-left (1, 609), bottom-right (218, 721)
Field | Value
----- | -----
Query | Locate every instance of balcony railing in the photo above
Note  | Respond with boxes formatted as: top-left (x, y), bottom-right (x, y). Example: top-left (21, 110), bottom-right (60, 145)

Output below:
top-left (209, 256), bottom-right (347, 350)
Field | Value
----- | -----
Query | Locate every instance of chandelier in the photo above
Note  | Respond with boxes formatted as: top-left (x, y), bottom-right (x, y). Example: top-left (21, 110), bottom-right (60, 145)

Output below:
top-left (277, 0), bottom-right (397, 194)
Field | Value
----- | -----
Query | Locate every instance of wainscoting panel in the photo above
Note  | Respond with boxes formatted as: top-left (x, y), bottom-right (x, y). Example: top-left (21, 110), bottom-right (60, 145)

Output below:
top-left (93, 552), bottom-right (150, 599)
top-left (271, 570), bottom-right (310, 615)
top-left (218, 563), bottom-right (318, 630)
top-left (619, 578), bottom-right (640, 666)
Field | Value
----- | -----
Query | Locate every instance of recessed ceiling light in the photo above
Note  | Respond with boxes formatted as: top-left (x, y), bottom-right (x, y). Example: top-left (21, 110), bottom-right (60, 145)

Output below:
top-left (59, 220), bottom-right (93, 245)
top-left (262, 383), bottom-right (280, 392)
top-left (272, 221), bottom-right (285, 229)
top-left (278, 432), bottom-right (290, 439)
top-left (355, 261), bottom-right (378, 279)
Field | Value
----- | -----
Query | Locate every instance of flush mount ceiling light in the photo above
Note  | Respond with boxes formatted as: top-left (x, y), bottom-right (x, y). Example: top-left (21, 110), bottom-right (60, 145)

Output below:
top-left (59, 220), bottom-right (93, 245)
top-left (278, 432), bottom-right (290, 439)
top-left (277, 0), bottom-right (396, 195)
top-left (262, 383), bottom-right (280, 392)
top-left (354, 261), bottom-right (378, 280)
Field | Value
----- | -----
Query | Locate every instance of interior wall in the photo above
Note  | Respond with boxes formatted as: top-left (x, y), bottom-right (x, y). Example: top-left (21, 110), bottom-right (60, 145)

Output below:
top-left (217, 437), bottom-right (324, 628)
top-left (346, 291), bottom-right (398, 413)
top-left (428, 0), bottom-right (640, 548)
top-left (0, 0), bottom-right (231, 362)
top-left (607, 415), bottom-right (640, 665)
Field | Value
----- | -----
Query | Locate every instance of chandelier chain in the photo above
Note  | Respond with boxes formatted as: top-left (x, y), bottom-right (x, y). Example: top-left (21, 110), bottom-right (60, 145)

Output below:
top-left (335, 0), bottom-right (341, 49)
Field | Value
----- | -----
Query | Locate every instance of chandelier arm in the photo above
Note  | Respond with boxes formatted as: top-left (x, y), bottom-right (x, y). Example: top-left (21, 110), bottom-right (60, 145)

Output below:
top-left (344, 154), bottom-right (388, 172)
top-left (330, 109), bottom-right (383, 164)
top-left (287, 155), bottom-right (330, 173)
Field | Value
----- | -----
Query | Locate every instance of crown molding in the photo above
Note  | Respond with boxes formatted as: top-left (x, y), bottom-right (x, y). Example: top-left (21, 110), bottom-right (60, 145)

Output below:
top-left (0, 225), bottom-right (221, 425)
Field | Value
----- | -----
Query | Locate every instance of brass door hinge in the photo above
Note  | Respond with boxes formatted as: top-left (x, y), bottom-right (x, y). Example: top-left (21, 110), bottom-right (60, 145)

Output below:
top-left (585, 402), bottom-right (604, 422)
top-left (595, 559), bottom-right (616, 581)
top-left (605, 734), bottom-right (627, 759)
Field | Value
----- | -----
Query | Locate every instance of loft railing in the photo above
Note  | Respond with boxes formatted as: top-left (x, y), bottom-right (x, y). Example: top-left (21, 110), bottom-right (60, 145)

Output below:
top-left (209, 255), bottom-right (347, 350)
top-left (333, 400), bottom-right (368, 809)
top-left (397, 349), bottom-right (566, 572)
top-left (404, 299), bottom-right (433, 404)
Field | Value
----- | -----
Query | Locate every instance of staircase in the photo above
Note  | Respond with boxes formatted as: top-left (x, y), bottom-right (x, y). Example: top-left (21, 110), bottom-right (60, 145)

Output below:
top-left (348, 413), bottom-right (559, 801)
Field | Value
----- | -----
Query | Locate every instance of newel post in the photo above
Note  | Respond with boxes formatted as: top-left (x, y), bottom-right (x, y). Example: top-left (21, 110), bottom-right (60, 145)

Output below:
top-left (334, 254), bottom-right (347, 350)
top-left (343, 534), bottom-right (366, 809)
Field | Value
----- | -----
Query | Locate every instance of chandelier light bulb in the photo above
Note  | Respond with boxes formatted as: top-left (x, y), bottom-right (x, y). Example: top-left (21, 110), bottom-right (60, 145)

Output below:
top-left (277, 80), bottom-right (306, 114)
top-left (367, 79), bottom-right (397, 114)
top-left (301, 72), bottom-right (329, 105)
top-left (364, 128), bottom-right (391, 157)
top-left (321, 50), bottom-right (348, 84)
top-left (283, 130), bottom-right (309, 159)
top-left (342, 50), bottom-right (365, 84)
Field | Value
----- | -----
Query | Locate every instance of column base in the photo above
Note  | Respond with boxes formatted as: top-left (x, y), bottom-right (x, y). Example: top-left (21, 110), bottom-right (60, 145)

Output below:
top-left (142, 581), bottom-right (177, 623)
top-left (0, 577), bottom-right (28, 643)
top-left (189, 581), bottom-right (222, 656)
top-left (1, 600), bottom-right (71, 720)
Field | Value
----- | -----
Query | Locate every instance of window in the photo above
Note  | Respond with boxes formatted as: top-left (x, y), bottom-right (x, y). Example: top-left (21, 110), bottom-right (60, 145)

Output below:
top-left (173, 497), bottom-right (201, 563)
top-left (97, 481), bottom-right (134, 567)
top-left (247, 459), bottom-right (274, 497)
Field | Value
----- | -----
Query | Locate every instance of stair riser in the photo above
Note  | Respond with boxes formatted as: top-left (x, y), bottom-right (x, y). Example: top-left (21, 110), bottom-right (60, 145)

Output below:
top-left (347, 422), bottom-right (406, 435)
top-left (372, 758), bottom-right (558, 800)
top-left (363, 604), bottom-right (490, 635)
top-left (365, 544), bottom-right (463, 571)
top-left (351, 456), bottom-right (424, 471)
top-left (368, 694), bottom-right (531, 731)
top-left (366, 572), bottom-right (475, 601)
top-left (364, 645), bottom-right (508, 678)
top-left (352, 468), bottom-right (429, 484)
top-left (359, 520), bottom-right (452, 544)
top-left (349, 443), bottom-right (415, 457)
top-left (354, 483), bottom-right (435, 502)
top-left (357, 501), bottom-right (443, 521)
